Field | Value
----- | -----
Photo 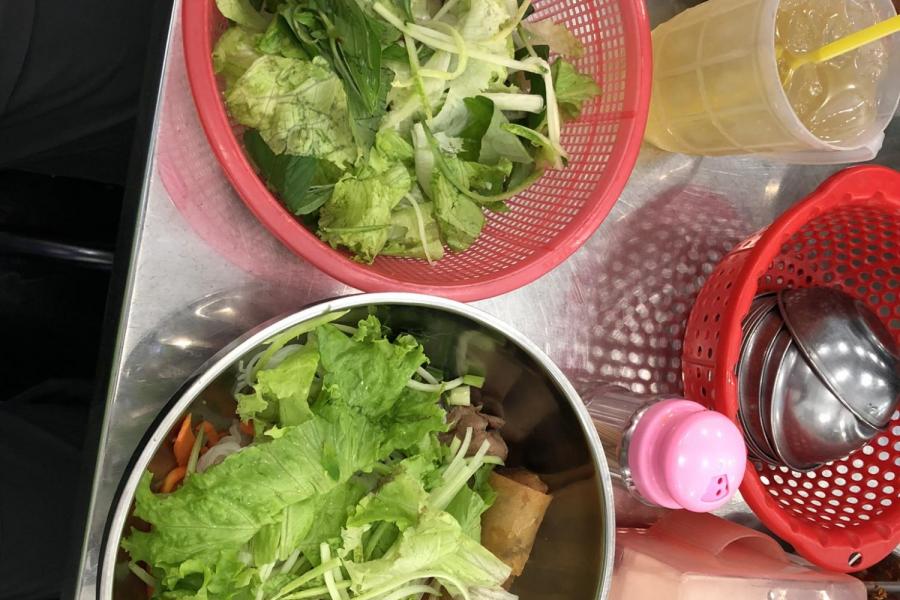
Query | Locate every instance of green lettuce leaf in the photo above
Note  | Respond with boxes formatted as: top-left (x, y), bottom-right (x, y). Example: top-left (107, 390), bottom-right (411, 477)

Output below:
top-left (212, 27), bottom-right (263, 90)
top-left (215, 0), bottom-right (271, 32)
top-left (445, 465), bottom-right (497, 541)
top-left (122, 411), bottom-right (382, 568)
top-left (375, 128), bottom-right (415, 164)
top-left (432, 170), bottom-right (485, 252)
top-left (379, 387), bottom-right (447, 454)
top-left (346, 467), bottom-right (429, 532)
top-left (340, 456), bottom-right (437, 562)
top-left (236, 343), bottom-right (319, 427)
top-left (315, 323), bottom-right (426, 418)
top-left (318, 161), bottom-right (412, 262)
top-left (351, 314), bottom-right (387, 343)
top-left (156, 549), bottom-right (255, 600)
top-left (479, 106), bottom-right (534, 165)
top-left (552, 58), bottom-right (601, 122)
top-left (243, 481), bottom-right (368, 578)
top-left (226, 55), bottom-right (356, 167)
top-left (382, 201), bottom-right (445, 261)
top-left (251, 310), bottom-right (348, 379)
top-left (521, 19), bottom-right (585, 59)
top-left (502, 122), bottom-right (567, 170)
top-left (465, 159), bottom-right (512, 195)
top-left (365, 130), bottom-right (414, 175)
top-left (344, 510), bottom-right (511, 596)
top-left (445, 485), bottom-right (489, 541)
top-left (297, 481), bottom-right (369, 565)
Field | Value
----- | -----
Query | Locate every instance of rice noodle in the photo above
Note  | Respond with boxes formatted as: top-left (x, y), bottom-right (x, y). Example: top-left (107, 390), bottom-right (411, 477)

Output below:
top-left (197, 438), bottom-right (243, 472)
top-left (266, 344), bottom-right (303, 369)
top-left (197, 420), bottom-right (251, 473)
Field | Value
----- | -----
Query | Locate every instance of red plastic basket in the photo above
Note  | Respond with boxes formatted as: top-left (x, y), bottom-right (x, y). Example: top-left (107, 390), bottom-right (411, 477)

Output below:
top-left (182, 0), bottom-right (651, 301)
top-left (683, 166), bottom-right (900, 572)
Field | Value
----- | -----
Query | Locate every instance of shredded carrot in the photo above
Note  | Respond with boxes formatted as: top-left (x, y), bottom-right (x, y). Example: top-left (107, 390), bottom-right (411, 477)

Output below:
top-left (197, 421), bottom-right (221, 446)
top-left (239, 420), bottom-right (255, 437)
top-left (161, 466), bottom-right (187, 493)
top-left (173, 414), bottom-right (195, 467)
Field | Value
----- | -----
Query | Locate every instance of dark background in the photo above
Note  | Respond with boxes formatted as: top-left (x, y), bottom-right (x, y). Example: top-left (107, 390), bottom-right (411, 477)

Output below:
top-left (0, 1), bottom-right (167, 598)
top-left (0, 172), bottom-right (119, 402)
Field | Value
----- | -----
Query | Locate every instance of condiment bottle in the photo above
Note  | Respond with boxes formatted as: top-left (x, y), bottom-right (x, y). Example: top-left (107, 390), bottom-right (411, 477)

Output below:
top-left (584, 383), bottom-right (746, 512)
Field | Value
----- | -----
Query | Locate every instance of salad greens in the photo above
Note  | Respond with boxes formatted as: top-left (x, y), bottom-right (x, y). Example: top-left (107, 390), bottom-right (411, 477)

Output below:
top-left (123, 314), bottom-right (513, 600)
top-left (213, 0), bottom-right (600, 263)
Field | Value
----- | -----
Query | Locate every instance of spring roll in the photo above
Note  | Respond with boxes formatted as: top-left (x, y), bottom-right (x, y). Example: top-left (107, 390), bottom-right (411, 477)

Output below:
top-left (500, 467), bottom-right (550, 494)
top-left (481, 471), bottom-right (553, 577)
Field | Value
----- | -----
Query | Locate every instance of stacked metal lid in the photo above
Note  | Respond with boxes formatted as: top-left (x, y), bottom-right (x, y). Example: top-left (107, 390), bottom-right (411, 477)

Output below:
top-left (737, 287), bottom-right (900, 471)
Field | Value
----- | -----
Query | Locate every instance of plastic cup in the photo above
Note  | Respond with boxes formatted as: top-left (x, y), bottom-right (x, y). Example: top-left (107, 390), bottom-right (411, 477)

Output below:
top-left (645, 0), bottom-right (900, 164)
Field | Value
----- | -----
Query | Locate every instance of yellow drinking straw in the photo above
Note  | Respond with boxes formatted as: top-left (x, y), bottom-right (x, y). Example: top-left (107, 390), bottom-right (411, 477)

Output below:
top-left (779, 13), bottom-right (900, 84)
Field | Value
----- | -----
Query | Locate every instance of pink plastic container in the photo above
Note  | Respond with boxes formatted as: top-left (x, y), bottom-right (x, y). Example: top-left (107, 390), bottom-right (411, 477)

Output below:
top-left (611, 512), bottom-right (867, 600)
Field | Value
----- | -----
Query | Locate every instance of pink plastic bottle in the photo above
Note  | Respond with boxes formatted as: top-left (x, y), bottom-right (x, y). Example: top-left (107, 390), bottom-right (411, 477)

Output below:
top-left (611, 512), bottom-right (866, 600)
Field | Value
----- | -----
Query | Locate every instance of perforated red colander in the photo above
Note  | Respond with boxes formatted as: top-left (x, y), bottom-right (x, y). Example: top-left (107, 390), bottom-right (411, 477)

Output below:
top-left (182, 0), bottom-right (651, 301)
top-left (683, 166), bottom-right (900, 573)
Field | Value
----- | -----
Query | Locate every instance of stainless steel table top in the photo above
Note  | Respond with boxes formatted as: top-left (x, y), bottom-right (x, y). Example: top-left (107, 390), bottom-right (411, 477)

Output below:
top-left (72, 1), bottom-right (900, 598)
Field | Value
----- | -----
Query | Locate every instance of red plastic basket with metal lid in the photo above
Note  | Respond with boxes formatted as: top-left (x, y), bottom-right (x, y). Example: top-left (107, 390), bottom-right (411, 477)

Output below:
top-left (683, 165), bottom-right (900, 572)
top-left (181, 0), bottom-right (651, 301)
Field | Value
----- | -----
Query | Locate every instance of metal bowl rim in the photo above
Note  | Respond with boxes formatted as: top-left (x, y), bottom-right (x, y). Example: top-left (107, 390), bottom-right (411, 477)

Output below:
top-left (737, 304), bottom-right (783, 463)
top-left (777, 289), bottom-right (894, 430)
top-left (770, 339), bottom-right (879, 472)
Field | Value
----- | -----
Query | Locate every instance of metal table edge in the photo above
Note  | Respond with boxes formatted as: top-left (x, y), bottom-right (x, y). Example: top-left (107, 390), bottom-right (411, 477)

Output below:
top-left (66, 1), bottom-right (178, 597)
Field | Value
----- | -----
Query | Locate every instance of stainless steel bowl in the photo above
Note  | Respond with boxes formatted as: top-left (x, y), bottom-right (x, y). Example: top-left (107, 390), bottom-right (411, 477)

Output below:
top-left (759, 325), bottom-right (793, 465)
top-left (769, 338), bottom-right (879, 472)
top-left (99, 293), bottom-right (616, 600)
top-left (737, 299), bottom-right (782, 463)
top-left (778, 288), bottom-right (900, 429)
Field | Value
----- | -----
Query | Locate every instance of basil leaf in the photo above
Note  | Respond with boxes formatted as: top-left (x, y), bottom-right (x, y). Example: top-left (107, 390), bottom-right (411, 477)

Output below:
top-left (243, 130), bottom-right (334, 215)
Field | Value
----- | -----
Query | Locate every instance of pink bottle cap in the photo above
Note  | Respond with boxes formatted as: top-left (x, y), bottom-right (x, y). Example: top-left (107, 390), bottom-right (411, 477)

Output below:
top-left (628, 399), bottom-right (747, 512)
